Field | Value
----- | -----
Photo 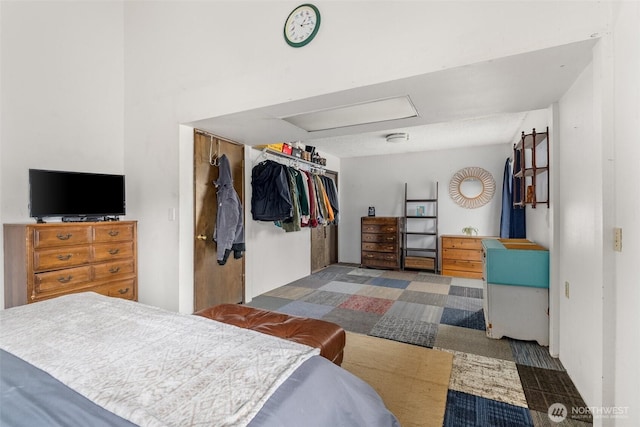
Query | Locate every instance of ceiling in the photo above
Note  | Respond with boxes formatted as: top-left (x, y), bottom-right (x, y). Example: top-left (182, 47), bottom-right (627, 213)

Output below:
top-left (190, 39), bottom-right (596, 158)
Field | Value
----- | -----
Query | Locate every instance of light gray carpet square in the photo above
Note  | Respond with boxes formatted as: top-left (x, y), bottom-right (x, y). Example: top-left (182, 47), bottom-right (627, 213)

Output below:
top-left (415, 273), bottom-right (453, 285)
top-left (384, 300), bottom-right (444, 324)
top-left (445, 295), bottom-right (484, 312)
top-left (398, 290), bottom-right (447, 306)
top-left (301, 290), bottom-right (351, 307)
top-left (319, 281), bottom-right (364, 294)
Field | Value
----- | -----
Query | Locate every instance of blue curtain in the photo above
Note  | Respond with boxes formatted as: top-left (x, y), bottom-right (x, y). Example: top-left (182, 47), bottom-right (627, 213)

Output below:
top-left (500, 157), bottom-right (526, 238)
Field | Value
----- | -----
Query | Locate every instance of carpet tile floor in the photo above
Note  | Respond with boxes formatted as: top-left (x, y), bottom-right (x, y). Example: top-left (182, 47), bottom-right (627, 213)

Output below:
top-left (248, 264), bottom-right (593, 426)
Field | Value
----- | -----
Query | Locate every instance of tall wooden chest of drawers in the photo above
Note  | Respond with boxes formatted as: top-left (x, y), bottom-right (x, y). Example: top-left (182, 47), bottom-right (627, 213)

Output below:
top-left (441, 235), bottom-right (495, 279)
top-left (361, 217), bottom-right (402, 270)
top-left (3, 221), bottom-right (137, 308)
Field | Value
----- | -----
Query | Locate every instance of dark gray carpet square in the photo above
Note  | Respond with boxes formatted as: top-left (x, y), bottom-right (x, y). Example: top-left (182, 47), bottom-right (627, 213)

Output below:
top-left (440, 307), bottom-right (486, 331)
top-left (321, 307), bottom-right (382, 335)
top-left (310, 265), bottom-right (355, 280)
top-left (509, 339), bottom-right (565, 371)
top-left (246, 295), bottom-right (290, 311)
top-left (332, 273), bottom-right (372, 284)
top-left (449, 285), bottom-right (483, 299)
top-left (369, 316), bottom-right (438, 348)
top-left (285, 275), bottom-right (331, 289)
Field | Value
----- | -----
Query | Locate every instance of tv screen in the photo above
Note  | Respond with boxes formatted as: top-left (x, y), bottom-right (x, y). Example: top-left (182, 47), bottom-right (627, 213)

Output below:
top-left (29, 169), bottom-right (126, 220)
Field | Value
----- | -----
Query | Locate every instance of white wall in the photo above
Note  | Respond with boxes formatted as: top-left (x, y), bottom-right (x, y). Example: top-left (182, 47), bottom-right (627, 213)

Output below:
top-left (612, 1), bottom-right (640, 422)
top-left (0, 1), bottom-right (125, 309)
top-left (557, 59), bottom-right (605, 411)
top-left (339, 143), bottom-right (511, 264)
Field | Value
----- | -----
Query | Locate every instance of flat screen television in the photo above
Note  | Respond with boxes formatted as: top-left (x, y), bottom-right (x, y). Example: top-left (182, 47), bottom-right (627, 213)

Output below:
top-left (29, 169), bottom-right (126, 222)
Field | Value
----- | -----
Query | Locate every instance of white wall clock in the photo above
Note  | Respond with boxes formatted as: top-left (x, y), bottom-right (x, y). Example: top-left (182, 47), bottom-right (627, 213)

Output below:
top-left (284, 4), bottom-right (321, 48)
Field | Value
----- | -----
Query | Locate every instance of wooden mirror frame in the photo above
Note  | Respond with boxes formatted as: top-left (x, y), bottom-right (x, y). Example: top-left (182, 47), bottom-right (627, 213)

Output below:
top-left (449, 167), bottom-right (496, 209)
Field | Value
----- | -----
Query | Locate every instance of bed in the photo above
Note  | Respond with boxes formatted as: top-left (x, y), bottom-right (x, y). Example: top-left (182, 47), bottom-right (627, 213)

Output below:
top-left (0, 292), bottom-right (400, 427)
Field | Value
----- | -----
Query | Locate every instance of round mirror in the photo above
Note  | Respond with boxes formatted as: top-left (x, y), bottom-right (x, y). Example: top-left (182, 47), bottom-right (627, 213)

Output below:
top-left (449, 167), bottom-right (495, 209)
top-left (459, 178), bottom-right (483, 199)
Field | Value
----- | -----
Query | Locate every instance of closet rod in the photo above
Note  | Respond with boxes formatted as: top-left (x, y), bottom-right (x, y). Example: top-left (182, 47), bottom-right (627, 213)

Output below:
top-left (255, 147), bottom-right (326, 174)
top-left (193, 129), bottom-right (244, 147)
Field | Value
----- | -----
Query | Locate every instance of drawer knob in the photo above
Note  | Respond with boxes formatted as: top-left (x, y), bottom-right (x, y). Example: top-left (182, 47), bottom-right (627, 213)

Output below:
top-left (57, 254), bottom-right (72, 261)
top-left (56, 233), bottom-right (72, 240)
top-left (118, 288), bottom-right (129, 295)
top-left (108, 248), bottom-right (120, 255)
top-left (108, 230), bottom-right (120, 237)
top-left (57, 275), bottom-right (73, 283)
top-left (109, 266), bottom-right (121, 274)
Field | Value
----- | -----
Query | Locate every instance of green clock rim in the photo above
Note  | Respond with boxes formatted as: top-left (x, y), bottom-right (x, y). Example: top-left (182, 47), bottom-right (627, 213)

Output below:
top-left (283, 3), bottom-right (321, 48)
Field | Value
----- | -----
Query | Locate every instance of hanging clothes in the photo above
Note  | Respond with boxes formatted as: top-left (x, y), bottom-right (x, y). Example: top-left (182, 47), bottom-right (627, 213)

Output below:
top-left (299, 171), bottom-right (311, 227)
top-left (304, 171), bottom-right (318, 228)
top-left (251, 160), bottom-right (292, 221)
top-left (503, 155), bottom-right (526, 238)
top-left (212, 154), bottom-right (245, 265)
top-left (280, 167), bottom-right (302, 233)
top-left (500, 158), bottom-right (512, 238)
top-left (321, 175), bottom-right (339, 224)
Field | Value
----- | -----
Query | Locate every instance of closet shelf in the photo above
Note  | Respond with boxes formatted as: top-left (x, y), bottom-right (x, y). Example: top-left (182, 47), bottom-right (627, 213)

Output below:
top-left (254, 147), bottom-right (326, 173)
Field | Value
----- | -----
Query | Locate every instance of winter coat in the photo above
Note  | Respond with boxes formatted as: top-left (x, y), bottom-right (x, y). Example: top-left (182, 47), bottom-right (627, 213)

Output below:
top-left (213, 154), bottom-right (245, 265)
top-left (251, 160), bottom-right (293, 221)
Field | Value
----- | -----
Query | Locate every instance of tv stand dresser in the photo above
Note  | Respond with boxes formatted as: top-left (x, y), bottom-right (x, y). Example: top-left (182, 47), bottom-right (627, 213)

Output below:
top-left (3, 221), bottom-right (137, 308)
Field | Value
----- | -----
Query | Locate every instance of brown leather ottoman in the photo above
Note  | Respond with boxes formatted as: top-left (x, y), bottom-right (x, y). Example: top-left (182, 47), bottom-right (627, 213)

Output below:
top-left (195, 304), bottom-right (346, 366)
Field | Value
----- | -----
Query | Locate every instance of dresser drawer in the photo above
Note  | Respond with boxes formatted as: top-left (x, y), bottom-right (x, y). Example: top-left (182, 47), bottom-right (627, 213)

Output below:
top-left (33, 246), bottom-right (91, 271)
top-left (33, 226), bottom-right (92, 249)
top-left (93, 259), bottom-right (135, 280)
top-left (362, 242), bottom-right (397, 253)
top-left (442, 248), bottom-right (483, 262)
top-left (362, 251), bottom-right (399, 263)
top-left (362, 223), bottom-right (399, 234)
top-left (442, 237), bottom-right (482, 250)
top-left (93, 223), bottom-right (134, 243)
top-left (442, 259), bottom-right (483, 272)
top-left (94, 278), bottom-right (137, 300)
top-left (362, 233), bottom-right (398, 244)
top-left (92, 242), bottom-right (134, 261)
top-left (34, 266), bottom-right (92, 294)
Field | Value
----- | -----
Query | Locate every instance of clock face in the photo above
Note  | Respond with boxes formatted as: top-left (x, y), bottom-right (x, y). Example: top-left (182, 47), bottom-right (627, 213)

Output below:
top-left (284, 4), bottom-right (320, 48)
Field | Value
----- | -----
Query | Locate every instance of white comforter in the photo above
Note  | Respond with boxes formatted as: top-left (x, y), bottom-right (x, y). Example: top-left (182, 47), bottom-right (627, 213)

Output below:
top-left (0, 293), bottom-right (319, 427)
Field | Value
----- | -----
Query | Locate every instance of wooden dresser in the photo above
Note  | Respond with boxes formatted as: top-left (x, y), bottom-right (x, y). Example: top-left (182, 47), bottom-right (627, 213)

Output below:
top-left (441, 235), bottom-right (495, 279)
top-left (361, 217), bottom-right (402, 270)
top-left (3, 221), bottom-right (137, 308)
